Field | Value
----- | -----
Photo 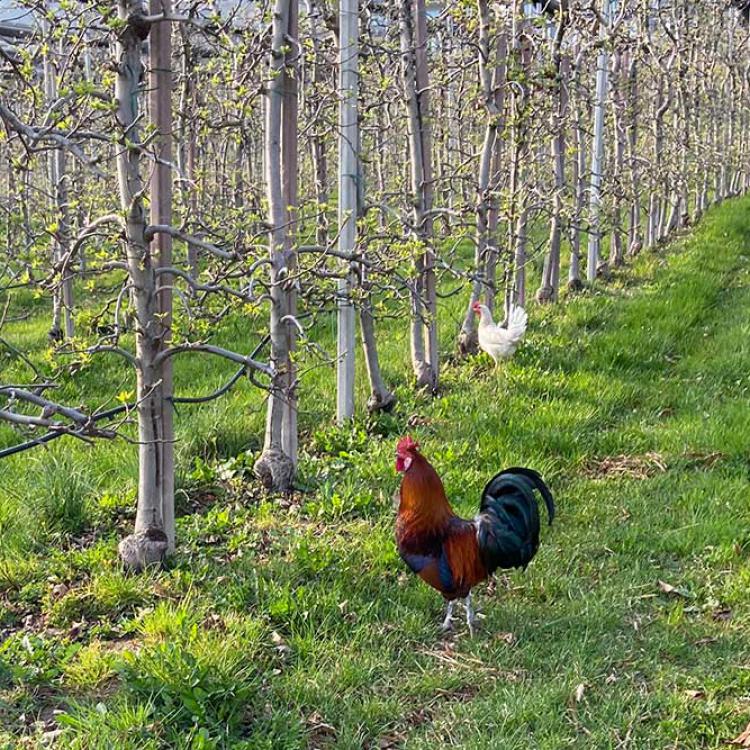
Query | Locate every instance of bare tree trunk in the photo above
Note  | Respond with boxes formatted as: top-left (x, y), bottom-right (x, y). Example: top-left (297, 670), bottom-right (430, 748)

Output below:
top-left (21, 168), bottom-right (31, 247)
top-left (233, 135), bottom-right (245, 211)
top-left (661, 105), bottom-right (680, 239)
top-left (694, 43), bottom-right (708, 218)
top-left (609, 46), bottom-right (626, 268)
top-left (308, 0), bottom-right (329, 247)
top-left (115, 0), bottom-right (171, 570)
top-left (374, 105), bottom-right (388, 231)
top-left (725, 72), bottom-right (737, 197)
top-left (459, 0), bottom-right (501, 354)
top-left (281, 0), bottom-right (299, 466)
top-left (177, 26), bottom-right (199, 280)
top-left (719, 71), bottom-right (731, 201)
top-left (538, 9), bottom-right (569, 303)
top-left (400, 0), bottom-right (438, 391)
top-left (626, 52), bottom-right (643, 256)
top-left (485, 30), bottom-right (507, 315)
top-left (148, 0), bottom-right (174, 554)
top-left (513, 206), bottom-right (528, 307)
top-left (52, 143), bottom-right (75, 340)
top-left (675, 23), bottom-right (691, 229)
top-left (569, 47), bottom-right (586, 291)
top-left (648, 74), bottom-right (668, 247)
top-left (354, 40), bottom-right (394, 412)
top-left (337, 0), bottom-right (358, 422)
top-left (254, 0), bottom-right (296, 492)
top-left (664, 111), bottom-right (682, 235)
top-left (588, 0), bottom-right (610, 282)
top-left (43, 24), bottom-right (74, 341)
top-left (358, 290), bottom-right (396, 412)
top-left (509, 3), bottom-right (530, 309)
top-left (5, 150), bottom-right (14, 255)
top-left (712, 78), bottom-right (723, 204)
top-left (400, 0), bottom-right (422, 380)
top-left (414, 0), bottom-right (438, 390)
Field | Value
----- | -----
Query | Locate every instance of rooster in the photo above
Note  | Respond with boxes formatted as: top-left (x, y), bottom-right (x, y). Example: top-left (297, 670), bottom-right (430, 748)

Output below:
top-left (395, 436), bottom-right (554, 635)
top-left (472, 302), bottom-right (527, 364)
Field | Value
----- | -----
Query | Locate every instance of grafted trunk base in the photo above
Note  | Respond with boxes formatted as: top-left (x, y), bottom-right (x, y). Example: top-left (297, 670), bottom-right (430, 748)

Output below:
top-left (118, 528), bottom-right (169, 572)
top-left (535, 284), bottom-right (555, 305)
top-left (413, 368), bottom-right (437, 394)
top-left (627, 240), bottom-right (642, 258)
top-left (457, 328), bottom-right (478, 358)
top-left (596, 261), bottom-right (612, 281)
top-left (567, 277), bottom-right (584, 293)
top-left (367, 390), bottom-right (397, 414)
top-left (254, 448), bottom-right (295, 492)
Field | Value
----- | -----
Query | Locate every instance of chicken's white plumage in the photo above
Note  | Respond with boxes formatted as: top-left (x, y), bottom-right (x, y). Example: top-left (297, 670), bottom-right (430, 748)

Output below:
top-left (475, 304), bottom-right (527, 364)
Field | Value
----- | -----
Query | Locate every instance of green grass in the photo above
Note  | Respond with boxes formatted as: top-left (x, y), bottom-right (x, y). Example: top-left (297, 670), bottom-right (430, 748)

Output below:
top-left (1, 197), bottom-right (750, 748)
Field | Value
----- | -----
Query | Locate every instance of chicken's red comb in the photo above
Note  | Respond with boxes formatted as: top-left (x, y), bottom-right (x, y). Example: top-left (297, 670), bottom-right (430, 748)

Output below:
top-left (396, 435), bottom-right (420, 454)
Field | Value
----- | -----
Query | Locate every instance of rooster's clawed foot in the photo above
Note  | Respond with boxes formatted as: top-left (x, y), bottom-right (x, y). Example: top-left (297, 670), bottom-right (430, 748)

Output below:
top-left (440, 596), bottom-right (481, 637)
top-left (465, 593), bottom-right (477, 637)
top-left (440, 600), bottom-right (455, 632)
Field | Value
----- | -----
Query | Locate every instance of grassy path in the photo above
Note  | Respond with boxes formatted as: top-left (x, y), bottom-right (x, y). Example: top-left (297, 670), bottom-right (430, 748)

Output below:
top-left (1, 198), bottom-right (750, 749)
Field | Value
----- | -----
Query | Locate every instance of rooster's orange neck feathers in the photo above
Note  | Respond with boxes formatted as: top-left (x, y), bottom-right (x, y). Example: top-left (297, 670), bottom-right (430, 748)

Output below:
top-left (398, 452), bottom-right (454, 531)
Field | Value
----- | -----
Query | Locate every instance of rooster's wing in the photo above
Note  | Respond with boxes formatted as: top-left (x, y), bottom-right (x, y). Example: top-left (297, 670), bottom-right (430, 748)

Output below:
top-left (398, 519), bottom-right (487, 600)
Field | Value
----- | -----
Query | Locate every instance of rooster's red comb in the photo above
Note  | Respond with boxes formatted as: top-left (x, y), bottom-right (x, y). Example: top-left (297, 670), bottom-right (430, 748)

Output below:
top-left (396, 435), bottom-right (420, 454)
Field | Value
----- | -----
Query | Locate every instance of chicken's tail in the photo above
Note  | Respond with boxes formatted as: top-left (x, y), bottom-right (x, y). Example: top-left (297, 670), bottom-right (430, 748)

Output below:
top-left (489, 467), bottom-right (555, 525)
top-left (475, 467), bottom-right (555, 574)
top-left (505, 305), bottom-right (528, 345)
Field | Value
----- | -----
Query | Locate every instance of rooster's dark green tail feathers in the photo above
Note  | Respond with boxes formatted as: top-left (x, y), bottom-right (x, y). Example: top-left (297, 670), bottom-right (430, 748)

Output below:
top-left (491, 466), bottom-right (555, 526)
top-left (476, 466), bottom-right (555, 574)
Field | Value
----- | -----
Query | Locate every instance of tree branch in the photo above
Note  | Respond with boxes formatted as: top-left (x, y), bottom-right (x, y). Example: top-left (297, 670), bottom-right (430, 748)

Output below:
top-left (0, 102), bottom-right (106, 178)
top-left (145, 224), bottom-right (236, 259)
top-left (152, 344), bottom-right (273, 376)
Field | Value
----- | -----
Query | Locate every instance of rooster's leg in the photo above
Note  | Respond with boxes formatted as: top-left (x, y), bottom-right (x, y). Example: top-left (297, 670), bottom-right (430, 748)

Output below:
top-left (441, 600), bottom-right (455, 631)
top-left (464, 593), bottom-right (476, 636)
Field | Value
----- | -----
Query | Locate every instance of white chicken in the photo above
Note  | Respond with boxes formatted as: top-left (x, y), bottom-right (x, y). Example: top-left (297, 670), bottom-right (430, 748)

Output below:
top-left (472, 301), bottom-right (528, 364)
